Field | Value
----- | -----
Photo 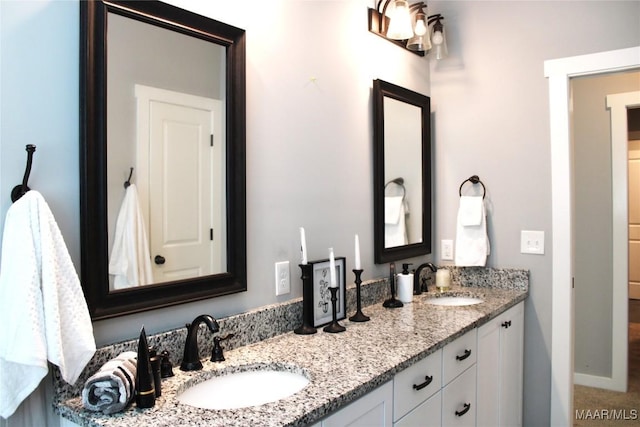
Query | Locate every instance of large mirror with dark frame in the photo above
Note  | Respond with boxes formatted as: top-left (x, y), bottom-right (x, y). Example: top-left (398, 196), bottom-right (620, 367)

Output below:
top-left (373, 79), bottom-right (431, 263)
top-left (80, 0), bottom-right (246, 320)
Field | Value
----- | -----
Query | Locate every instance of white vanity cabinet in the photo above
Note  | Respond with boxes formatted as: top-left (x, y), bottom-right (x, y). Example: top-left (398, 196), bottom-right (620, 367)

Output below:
top-left (393, 328), bottom-right (477, 427)
top-left (321, 380), bottom-right (393, 427)
top-left (440, 329), bottom-right (477, 427)
top-left (393, 349), bottom-right (443, 427)
top-left (476, 301), bottom-right (524, 427)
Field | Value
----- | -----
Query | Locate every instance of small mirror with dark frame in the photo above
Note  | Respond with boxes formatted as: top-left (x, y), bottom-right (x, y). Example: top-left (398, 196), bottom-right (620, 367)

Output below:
top-left (373, 79), bottom-right (431, 263)
top-left (80, 0), bottom-right (246, 320)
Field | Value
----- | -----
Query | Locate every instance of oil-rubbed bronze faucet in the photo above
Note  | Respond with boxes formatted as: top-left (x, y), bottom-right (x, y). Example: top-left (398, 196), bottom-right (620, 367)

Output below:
top-left (414, 262), bottom-right (437, 294)
top-left (180, 314), bottom-right (220, 371)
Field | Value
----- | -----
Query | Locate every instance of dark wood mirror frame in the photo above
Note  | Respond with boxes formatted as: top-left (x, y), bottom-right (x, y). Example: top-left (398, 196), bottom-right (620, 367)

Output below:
top-left (373, 79), bottom-right (432, 263)
top-left (80, 0), bottom-right (246, 320)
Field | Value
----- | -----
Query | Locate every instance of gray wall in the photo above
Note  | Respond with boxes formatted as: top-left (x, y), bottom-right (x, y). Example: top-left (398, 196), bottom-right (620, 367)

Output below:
top-left (1, 0), bottom-right (639, 425)
top-left (572, 71), bottom-right (640, 378)
top-left (428, 1), bottom-right (639, 424)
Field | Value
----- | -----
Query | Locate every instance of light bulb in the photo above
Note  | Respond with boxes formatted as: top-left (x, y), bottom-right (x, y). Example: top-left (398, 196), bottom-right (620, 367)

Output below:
top-left (414, 19), bottom-right (427, 36)
top-left (432, 30), bottom-right (444, 45)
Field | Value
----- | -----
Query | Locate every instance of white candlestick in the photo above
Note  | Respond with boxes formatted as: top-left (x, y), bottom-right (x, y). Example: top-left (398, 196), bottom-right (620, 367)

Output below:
top-left (354, 234), bottom-right (361, 270)
top-left (329, 247), bottom-right (337, 287)
top-left (300, 227), bottom-right (307, 265)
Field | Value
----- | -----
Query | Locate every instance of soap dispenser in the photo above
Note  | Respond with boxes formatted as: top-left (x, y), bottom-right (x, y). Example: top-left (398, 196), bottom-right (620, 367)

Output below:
top-left (397, 263), bottom-right (414, 303)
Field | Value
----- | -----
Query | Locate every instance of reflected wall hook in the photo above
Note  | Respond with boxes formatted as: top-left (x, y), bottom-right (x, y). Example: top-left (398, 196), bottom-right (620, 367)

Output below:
top-left (11, 145), bottom-right (37, 202)
top-left (124, 167), bottom-right (134, 188)
top-left (458, 174), bottom-right (486, 199)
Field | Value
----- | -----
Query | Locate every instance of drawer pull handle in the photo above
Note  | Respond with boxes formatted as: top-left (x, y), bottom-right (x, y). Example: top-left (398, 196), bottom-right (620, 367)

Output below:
top-left (455, 403), bottom-right (471, 417)
top-left (456, 349), bottom-right (472, 361)
top-left (502, 320), bottom-right (512, 328)
top-left (412, 375), bottom-right (433, 391)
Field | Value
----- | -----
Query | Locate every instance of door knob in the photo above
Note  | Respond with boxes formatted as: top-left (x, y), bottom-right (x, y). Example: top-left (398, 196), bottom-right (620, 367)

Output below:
top-left (154, 255), bottom-right (166, 265)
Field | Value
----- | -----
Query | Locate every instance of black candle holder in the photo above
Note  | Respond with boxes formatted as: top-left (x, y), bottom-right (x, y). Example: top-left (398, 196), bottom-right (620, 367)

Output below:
top-left (383, 275), bottom-right (404, 308)
top-left (323, 287), bottom-right (346, 333)
top-left (294, 264), bottom-right (317, 335)
top-left (349, 269), bottom-right (370, 322)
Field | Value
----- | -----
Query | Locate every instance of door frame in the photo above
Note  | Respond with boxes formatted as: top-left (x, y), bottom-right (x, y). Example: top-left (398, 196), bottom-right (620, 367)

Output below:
top-left (545, 46), bottom-right (640, 426)
top-left (608, 91), bottom-right (640, 391)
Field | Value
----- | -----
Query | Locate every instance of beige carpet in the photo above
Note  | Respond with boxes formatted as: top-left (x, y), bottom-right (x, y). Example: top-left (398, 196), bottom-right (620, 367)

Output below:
top-left (573, 300), bottom-right (640, 426)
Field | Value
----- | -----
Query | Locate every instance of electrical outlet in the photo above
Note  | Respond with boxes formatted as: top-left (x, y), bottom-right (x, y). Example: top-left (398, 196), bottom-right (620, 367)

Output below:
top-left (521, 230), bottom-right (544, 255)
top-left (275, 261), bottom-right (290, 296)
top-left (441, 239), bottom-right (454, 261)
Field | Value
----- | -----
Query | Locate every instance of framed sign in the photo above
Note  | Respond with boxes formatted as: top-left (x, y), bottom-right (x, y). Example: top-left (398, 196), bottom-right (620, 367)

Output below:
top-left (309, 257), bottom-right (346, 327)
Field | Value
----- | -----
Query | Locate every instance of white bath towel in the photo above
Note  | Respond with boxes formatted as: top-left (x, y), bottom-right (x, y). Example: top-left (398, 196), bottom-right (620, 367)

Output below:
top-left (455, 196), bottom-right (490, 266)
top-left (82, 351), bottom-right (137, 414)
top-left (0, 191), bottom-right (96, 418)
top-left (109, 184), bottom-right (153, 289)
top-left (385, 196), bottom-right (408, 247)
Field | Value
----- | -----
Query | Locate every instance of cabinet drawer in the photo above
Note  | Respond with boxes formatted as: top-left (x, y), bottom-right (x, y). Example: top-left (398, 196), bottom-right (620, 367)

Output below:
top-left (442, 329), bottom-right (477, 385)
top-left (393, 349), bottom-right (442, 421)
top-left (442, 365), bottom-right (476, 427)
top-left (394, 390), bottom-right (441, 427)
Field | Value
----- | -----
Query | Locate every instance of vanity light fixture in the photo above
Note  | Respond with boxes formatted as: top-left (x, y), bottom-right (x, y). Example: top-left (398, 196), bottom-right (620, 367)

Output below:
top-left (368, 0), bottom-right (446, 58)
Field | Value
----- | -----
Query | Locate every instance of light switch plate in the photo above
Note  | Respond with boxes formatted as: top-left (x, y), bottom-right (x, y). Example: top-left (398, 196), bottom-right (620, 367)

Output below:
top-left (521, 230), bottom-right (544, 255)
top-left (441, 239), bottom-right (454, 261)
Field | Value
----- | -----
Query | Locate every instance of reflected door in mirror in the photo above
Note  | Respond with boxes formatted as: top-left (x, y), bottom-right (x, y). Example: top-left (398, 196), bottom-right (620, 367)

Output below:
top-left (384, 97), bottom-right (423, 248)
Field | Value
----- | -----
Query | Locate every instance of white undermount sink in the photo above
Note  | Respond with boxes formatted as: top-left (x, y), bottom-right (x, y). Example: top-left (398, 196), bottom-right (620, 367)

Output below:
top-left (177, 368), bottom-right (310, 410)
top-left (425, 296), bottom-right (484, 306)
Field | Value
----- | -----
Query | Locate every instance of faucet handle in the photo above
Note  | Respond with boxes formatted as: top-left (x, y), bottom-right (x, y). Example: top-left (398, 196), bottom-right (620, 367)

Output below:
top-left (211, 333), bottom-right (234, 362)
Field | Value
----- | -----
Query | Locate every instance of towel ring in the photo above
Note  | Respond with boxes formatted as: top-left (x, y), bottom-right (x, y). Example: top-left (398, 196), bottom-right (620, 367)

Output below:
top-left (459, 175), bottom-right (486, 199)
top-left (385, 177), bottom-right (406, 199)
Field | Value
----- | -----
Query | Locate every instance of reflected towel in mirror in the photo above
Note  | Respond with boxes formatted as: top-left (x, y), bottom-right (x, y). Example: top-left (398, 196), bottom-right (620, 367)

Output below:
top-left (385, 196), bottom-right (408, 247)
top-left (109, 184), bottom-right (153, 289)
top-left (455, 196), bottom-right (490, 266)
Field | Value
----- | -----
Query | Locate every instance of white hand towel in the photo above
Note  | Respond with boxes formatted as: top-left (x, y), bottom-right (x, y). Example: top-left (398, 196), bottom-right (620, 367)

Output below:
top-left (82, 351), bottom-right (137, 414)
top-left (458, 196), bottom-right (483, 226)
top-left (0, 191), bottom-right (96, 418)
top-left (455, 196), bottom-right (490, 266)
top-left (109, 184), bottom-right (153, 290)
top-left (385, 197), bottom-right (408, 247)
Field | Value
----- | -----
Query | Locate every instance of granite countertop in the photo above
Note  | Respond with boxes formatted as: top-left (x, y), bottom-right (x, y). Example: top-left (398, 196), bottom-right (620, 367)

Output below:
top-left (58, 284), bottom-right (527, 427)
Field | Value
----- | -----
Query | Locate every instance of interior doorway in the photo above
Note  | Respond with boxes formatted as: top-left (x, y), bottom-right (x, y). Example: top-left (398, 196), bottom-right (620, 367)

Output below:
top-left (545, 46), bottom-right (640, 426)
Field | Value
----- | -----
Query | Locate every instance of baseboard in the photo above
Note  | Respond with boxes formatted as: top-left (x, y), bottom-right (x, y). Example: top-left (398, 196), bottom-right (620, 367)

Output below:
top-left (574, 372), bottom-right (625, 392)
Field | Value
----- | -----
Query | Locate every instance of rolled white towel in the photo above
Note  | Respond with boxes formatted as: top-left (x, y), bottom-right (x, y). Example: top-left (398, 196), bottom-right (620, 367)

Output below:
top-left (82, 351), bottom-right (137, 414)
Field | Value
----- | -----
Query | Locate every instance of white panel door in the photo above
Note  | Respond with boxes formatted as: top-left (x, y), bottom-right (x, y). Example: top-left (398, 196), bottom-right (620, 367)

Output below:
top-left (148, 100), bottom-right (217, 282)
top-left (630, 139), bottom-right (640, 299)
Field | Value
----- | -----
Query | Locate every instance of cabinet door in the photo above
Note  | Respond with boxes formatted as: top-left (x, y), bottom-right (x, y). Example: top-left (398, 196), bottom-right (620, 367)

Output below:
top-left (476, 301), bottom-right (524, 427)
top-left (394, 390), bottom-right (441, 427)
top-left (323, 381), bottom-right (393, 427)
top-left (477, 311), bottom-right (501, 427)
top-left (500, 302), bottom-right (524, 427)
top-left (442, 366), bottom-right (476, 427)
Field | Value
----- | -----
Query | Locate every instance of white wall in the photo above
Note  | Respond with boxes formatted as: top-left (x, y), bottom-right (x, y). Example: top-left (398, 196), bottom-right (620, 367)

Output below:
top-left (1, 1), bottom-right (639, 426)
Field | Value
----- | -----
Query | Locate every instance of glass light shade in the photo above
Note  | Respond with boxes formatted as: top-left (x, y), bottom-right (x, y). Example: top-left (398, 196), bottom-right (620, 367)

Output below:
top-left (432, 26), bottom-right (448, 59)
top-left (406, 35), bottom-right (426, 52)
top-left (386, 0), bottom-right (413, 40)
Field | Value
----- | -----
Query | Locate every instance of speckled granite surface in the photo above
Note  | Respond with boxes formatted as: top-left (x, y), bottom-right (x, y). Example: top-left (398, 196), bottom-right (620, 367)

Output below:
top-left (55, 267), bottom-right (528, 427)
